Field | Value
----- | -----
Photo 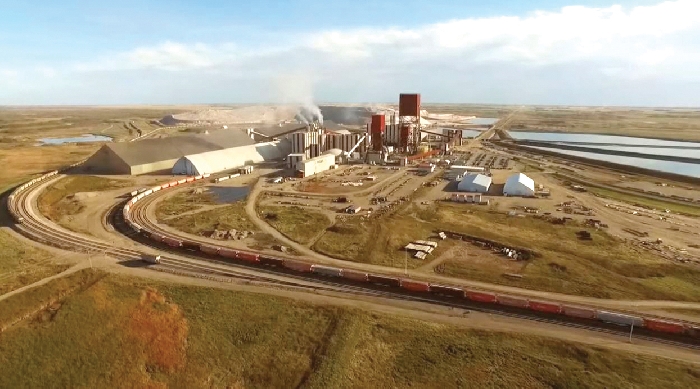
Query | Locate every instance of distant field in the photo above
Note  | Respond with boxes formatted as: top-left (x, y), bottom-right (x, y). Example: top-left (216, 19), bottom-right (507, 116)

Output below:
top-left (505, 107), bottom-right (700, 141)
top-left (155, 189), bottom-right (217, 222)
top-left (0, 272), bottom-right (698, 388)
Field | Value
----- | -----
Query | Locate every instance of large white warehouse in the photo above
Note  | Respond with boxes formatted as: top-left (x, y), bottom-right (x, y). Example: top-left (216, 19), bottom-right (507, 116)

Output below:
top-left (172, 140), bottom-right (290, 176)
top-left (503, 173), bottom-right (535, 197)
top-left (457, 174), bottom-right (492, 193)
top-left (296, 153), bottom-right (335, 177)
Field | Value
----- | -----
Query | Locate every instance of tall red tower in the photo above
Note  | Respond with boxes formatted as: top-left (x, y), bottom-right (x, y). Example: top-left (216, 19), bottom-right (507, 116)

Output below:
top-left (399, 93), bottom-right (421, 153)
top-left (370, 114), bottom-right (385, 152)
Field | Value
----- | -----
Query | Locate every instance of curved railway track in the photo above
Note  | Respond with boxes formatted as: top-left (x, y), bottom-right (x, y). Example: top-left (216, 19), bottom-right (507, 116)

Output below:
top-left (5, 172), bottom-right (700, 352)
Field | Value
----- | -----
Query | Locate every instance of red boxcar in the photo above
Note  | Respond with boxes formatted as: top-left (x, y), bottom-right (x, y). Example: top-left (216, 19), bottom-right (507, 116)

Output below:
top-left (367, 274), bottom-right (401, 288)
top-left (687, 325), bottom-right (700, 339)
top-left (181, 240), bottom-right (200, 250)
top-left (168, 181), bottom-right (179, 187)
top-left (466, 290), bottom-right (497, 303)
top-left (162, 236), bottom-right (182, 248)
top-left (200, 245), bottom-right (220, 256)
top-left (283, 260), bottom-right (313, 273)
top-left (430, 284), bottom-right (465, 298)
top-left (150, 233), bottom-right (164, 242)
top-left (562, 305), bottom-right (596, 320)
top-left (341, 270), bottom-right (369, 282)
top-left (219, 248), bottom-right (238, 259)
top-left (644, 318), bottom-right (686, 334)
top-left (528, 300), bottom-right (562, 314)
top-left (496, 295), bottom-right (529, 308)
top-left (260, 255), bottom-right (284, 267)
top-left (400, 279), bottom-right (430, 293)
top-left (236, 251), bottom-right (260, 262)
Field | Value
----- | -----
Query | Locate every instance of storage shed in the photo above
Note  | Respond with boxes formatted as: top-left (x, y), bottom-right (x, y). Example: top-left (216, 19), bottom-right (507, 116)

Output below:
top-left (503, 173), bottom-right (535, 197)
top-left (457, 173), bottom-right (492, 193)
top-left (296, 153), bottom-right (335, 177)
top-left (171, 140), bottom-right (290, 176)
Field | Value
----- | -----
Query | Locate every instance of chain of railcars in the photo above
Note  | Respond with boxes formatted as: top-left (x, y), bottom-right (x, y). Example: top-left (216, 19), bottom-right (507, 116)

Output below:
top-left (118, 172), bottom-right (700, 342)
top-left (5, 168), bottom-right (700, 344)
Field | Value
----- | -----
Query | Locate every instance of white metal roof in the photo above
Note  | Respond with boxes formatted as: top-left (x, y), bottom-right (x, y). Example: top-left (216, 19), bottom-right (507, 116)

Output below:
top-left (457, 173), bottom-right (492, 192)
top-left (172, 140), bottom-right (291, 176)
top-left (504, 173), bottom-right (535, 195)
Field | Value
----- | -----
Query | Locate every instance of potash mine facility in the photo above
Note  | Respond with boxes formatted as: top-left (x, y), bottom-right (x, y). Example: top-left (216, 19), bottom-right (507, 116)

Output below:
top-left (82, 94), bottom-right (473, 178)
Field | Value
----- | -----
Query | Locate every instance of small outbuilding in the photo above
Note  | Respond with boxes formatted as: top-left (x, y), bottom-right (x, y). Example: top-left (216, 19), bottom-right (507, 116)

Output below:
top-left (457, 173), bottom-right (492, 193)
top-left (503, 173), bottom-right (535, 197)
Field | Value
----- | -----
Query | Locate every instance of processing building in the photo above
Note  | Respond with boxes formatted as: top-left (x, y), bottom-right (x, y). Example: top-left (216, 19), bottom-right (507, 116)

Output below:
top-left (171, 141), bottom-right (290, 176)
top-left (503, 173), bottom-right (536, 197)
top-left (82, 129), bottom-right (288, 175)
top-left (457, 173), bottom-right (492, 193)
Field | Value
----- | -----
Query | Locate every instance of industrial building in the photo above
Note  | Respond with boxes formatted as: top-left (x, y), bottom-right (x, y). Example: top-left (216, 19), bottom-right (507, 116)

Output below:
top-left (457, 174), bottom-right (492, 193)
top-left (171, 141), bottom-right (289, 176)
top-left (296, 153), bottom-right (336, 177)
top-left (503, 173), bottom-right (536, 197)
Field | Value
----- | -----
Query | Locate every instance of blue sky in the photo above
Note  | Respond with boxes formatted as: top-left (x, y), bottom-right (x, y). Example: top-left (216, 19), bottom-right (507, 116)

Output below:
top-left (1, 0), bottom-right (699, 105)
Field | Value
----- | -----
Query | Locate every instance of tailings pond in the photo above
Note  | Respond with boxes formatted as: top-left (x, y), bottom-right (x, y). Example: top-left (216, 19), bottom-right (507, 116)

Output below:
top-left (510, 131), bottom-right (700, 178)
top-left (38, 134), bottom-right (113, 145)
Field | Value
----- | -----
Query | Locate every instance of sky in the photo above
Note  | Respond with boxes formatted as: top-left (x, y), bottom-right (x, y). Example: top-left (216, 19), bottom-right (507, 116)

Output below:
top-left (1, 0), bottom-right (700, 106)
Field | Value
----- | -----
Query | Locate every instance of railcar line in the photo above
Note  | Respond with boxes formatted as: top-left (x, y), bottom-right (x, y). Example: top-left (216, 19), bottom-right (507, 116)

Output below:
top-left (5, 171), bottom-right (700, 351)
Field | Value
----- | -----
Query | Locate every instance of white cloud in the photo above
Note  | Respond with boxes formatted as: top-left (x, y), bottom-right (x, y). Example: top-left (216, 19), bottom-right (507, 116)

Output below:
top-left (5, 0), bottom-right (700, 105)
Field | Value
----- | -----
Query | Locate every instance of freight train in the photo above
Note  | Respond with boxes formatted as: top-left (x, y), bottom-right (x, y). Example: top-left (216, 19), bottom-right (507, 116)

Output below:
top-left (111, 173), bottom-right (700, 342)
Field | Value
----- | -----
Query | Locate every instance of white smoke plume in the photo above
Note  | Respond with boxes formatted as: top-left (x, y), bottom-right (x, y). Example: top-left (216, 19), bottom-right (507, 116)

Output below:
top-left (274, 72), bottom-right (323, 125)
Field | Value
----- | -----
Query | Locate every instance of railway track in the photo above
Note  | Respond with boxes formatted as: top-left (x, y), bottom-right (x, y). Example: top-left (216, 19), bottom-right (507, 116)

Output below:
top-left (5, 173), bottom-right (700, 352)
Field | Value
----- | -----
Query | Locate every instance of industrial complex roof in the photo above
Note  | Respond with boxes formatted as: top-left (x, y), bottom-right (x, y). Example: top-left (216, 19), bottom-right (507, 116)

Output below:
top-left (104, 129), bottom-right (256, 166)
top-left (171, 140), bottom-right (291, 176)
top-left (254, 123), bottom-right (307, 138)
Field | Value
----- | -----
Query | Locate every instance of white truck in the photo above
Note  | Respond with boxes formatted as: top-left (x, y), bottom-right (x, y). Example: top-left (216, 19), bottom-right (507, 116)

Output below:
top-left (142, 254), bottom-right (161, 264)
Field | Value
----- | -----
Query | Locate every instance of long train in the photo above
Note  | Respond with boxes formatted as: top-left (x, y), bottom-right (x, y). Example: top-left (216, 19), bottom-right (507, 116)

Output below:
top-left (7, 169), bottom-right (700, 341)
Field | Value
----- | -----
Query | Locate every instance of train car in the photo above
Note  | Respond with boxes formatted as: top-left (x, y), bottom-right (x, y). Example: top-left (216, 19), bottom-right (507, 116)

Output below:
top-left (161, 236), bottom-right (183, 248)
top-left (561, 305), bottom-right (596, 320)
top-left (311, 265), bottom-right (342, 277)
top-left (528, 300), bottom-right (562, 314)
top-left (465, 290), bottom-right (497, 304)
top-left (597, 311), bottom-right (644, 327)
top-left (643, 318), bottom-right (686, 334)
top-left (143, 189), bottom-right (153, 196)
top-left (160, 183), bottom-right (170, 189)
top-left (367, 274), bottom-right (401, 288)
top-left (260, 255), bottom-right (285, 267)
top-left (194, 175), bottom-right (203, 180)
top-left (200, 245), bottom-right (221, 256)
top-left (341, 270), bottom-right (369, 282)
top-left (131, 222), bottom-right (143, 233)
top-left (186, 177), bottom-right (195, 183)
top-left (219, 248), bottom-right (239, 260)
top-left (496, 295), bottom-right (529, 309)
top-left (177, 179), bottom-right (187, 185)
top-left (429, 284), bottom-right (465, 298)
top-left (236, 251), bottom-right (260, 263)
top-left (150, 233), bottom-right (165, 242)
top-left (283, 260), bottom-right (313, 273)
top-left (686, 324), bottom-right (700, 339)
top-left (400, 279), bottom-right (431, 293)
top-left (151, 186), bottom-right (161, 192)
top-left (130, 190), bottom-right (139, 197)
top-left (181, 240), bottom-right (200, 250)
top-left (168, 181), bottom-right (179, 187)
top-left (203, 173), bottom-right (211, 178)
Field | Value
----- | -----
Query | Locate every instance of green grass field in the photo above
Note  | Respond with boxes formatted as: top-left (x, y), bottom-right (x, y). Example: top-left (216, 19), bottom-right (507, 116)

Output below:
top-left (38, 175), bottom-right (133, 222)
top-left (163, 202), bottom-right (258, 236)
top-left (155, 189), bottom-right (217, 222)
top-left (1, 272), bottom-right (698, 388)
top-left (587, 186), bottom-right (700, 217)
top-left (0, 231), bottom-right (70, 296)
top-left (429, 203), bottom-right (700, 301)
top-left (259, 206), bottom-right (332, 245)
